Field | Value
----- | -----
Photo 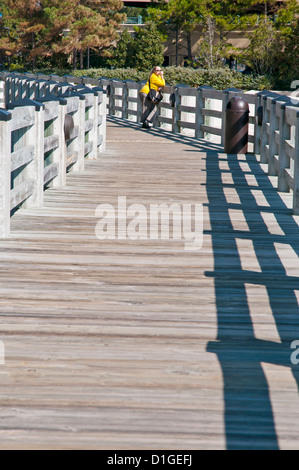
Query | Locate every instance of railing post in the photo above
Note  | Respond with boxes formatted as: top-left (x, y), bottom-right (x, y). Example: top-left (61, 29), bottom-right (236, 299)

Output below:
top-left (20, 77), bottom-right (28, 100)
top-left (44, 80), bottom-right (59, 96)
top-left (108, 79), bottom-right (113, 115)
top-left (196, 87), bottom-right (204, 139)
top-left (123, 80), bottom-right (138, 122)
top-left (70, 95), bottom-right (85, 172)
top-left (13, 75), bottom-right (20, 101)
top-left (58, 99), bottom-right (68, 183)
top-left (267, 96), bottom-right (278, 176)
top-left (79, 93), bottom-right (87, 167)
top-left (5, 75), bottom-right (13, 103)
top-left (266, 94), bottom-right (291, 175)
top-left (98, 78), bottom-right (111, 114)
top-left (42, 96), bottom-right (68, 188)
top-left (172, 86), bottom-right (180, 134)
top-left (19, 102), bottom-right (45, 209)
top-left (25, 78), bottom-right (37, 100)
top-left (35, 79), bottom-right (49, 100)
top-left (79, 86), bottom-right (107, 158)
top-left (260, 95), bottom-right (270, 163)
top-left (122, 81), bottom-right (128, 120)
top-left (293, 109), bottom-right (299, 215)
top-left (137, 81), bottom-right (146, 123)
top-left (0, 77), bottom-right (6, 109)
top-left (89, 89), bottom-right (100, 159)
top-left (221, 90), bottom-right (230, 146)
top-left (98, 90), bottom-right (107, 153)
top-left (0, 73), bottom-right (9, 108)
top-left (258, 91), bottom-right (279, 162)
top-left (76, 89), bottom-right (97, 162)
top-left (254, 92), bottom-right (263, 155)
top-left (0, 109), bottom-right (12, 238)
top-left (277, 103), bottom-right (290, 193)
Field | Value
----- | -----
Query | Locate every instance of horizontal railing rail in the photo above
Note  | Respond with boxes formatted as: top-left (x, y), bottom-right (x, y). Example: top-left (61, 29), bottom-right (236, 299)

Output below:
top-left (0, 72), bottom-right (107, 237)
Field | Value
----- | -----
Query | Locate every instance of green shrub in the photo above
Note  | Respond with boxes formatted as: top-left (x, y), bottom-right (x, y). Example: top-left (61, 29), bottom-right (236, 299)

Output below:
top-left (162, 67), bottom-right (274, 90)
top-left (72, 67), bottom-right (148, 82)
top-left (35, 66), bottom-right (274, 91)
top-left (75, 66), bottom-right (274, 90)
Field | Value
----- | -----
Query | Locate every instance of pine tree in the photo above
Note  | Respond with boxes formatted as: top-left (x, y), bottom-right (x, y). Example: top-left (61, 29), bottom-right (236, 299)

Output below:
top-left (0, 0), bottom-right (125, 70)
top-left (52, 0), bottom-right (125, 69)
top-left (0, 0), bottom-right (46, 68)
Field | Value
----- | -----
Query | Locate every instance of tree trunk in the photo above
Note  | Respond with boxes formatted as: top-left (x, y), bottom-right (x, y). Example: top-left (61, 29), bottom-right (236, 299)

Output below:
top-left (175, 28), bottom-right (179, 66)
top-left (72, 48), bottom-right (77, 70)
top-left (31, 32), bottom-right (36, 71)
top-left (187, 32), bottom-right (192, 60)
top-left (87, 47), bottom-right (90, 69)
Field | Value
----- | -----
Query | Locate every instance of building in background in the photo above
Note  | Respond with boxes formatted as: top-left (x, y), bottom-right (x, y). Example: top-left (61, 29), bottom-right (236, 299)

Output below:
top-left (122, 0), bottom-right (297, 68)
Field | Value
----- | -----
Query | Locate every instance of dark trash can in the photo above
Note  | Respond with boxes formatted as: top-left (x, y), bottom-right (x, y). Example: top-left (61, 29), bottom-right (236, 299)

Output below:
top-left (224, 96), bottom-right (249, 154)
top-left (64, 114), bottom-right (74, 141)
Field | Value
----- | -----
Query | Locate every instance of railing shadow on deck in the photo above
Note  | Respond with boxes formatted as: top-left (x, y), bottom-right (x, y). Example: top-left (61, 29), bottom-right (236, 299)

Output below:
top-left (203, 152), bottom-right (299, 449)
top-left (108, 116), bottom-right (299, 449)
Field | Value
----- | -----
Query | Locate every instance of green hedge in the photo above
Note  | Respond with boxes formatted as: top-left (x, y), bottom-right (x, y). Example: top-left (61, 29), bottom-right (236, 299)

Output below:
top-left (72, 66), bottom-right (274, 90)
top-left (160, 67), bottom-right (274, 91)
top-left (35, 66), bottom-right (274, 91)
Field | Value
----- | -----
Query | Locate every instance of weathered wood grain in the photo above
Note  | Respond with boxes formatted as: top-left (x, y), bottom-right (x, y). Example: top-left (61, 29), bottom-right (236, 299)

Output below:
top-left (0, 117), bottom-right (298, 450)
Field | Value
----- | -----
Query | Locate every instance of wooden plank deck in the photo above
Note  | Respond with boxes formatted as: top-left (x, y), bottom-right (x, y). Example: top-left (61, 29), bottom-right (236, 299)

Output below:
top-left (0, 116), bottom-right (298, 450)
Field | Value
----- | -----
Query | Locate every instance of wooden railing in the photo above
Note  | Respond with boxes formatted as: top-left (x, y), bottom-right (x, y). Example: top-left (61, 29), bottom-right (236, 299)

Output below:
top-left (255, 90), bottom-right (299, 211)
top-left (0, 72), bottom-right (298, 239)
top-left (0, 72), bottom-right (107, 237)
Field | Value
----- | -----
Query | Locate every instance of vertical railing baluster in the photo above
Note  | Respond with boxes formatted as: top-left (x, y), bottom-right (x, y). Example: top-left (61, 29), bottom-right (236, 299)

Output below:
top-left (0, 109), bottom-right (12, 238)
top-left (292, 109), bottom-right (299, 215)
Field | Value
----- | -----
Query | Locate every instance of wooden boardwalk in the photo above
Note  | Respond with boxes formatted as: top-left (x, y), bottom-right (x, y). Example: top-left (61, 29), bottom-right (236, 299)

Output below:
top-left (0, 116), bottom-right (298, 450)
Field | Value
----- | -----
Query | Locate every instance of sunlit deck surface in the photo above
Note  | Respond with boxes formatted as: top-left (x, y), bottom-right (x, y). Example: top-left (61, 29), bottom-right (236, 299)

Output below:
top-left (0, 116), bottom-right (298, 450)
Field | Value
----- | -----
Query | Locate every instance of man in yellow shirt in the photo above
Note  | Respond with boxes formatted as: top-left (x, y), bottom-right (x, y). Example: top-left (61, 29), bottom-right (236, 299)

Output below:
top-left (140, 66), bottom-right (165, 129)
